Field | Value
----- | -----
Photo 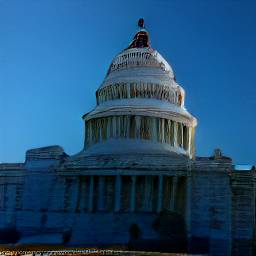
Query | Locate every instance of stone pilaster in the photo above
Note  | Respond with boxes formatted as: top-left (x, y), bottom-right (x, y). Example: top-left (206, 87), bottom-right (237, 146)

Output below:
top-left (144, 176), bottom-right (152, 211)
top-left (98, 176), bottom-right (105, 211)
top-left (88, 176), bottom-right (94, 212)
top-left (170, 176), bottom-right (178, 211)
top-left (114, 175), bottom-right (122, 212)
top-left (130, 175), bottom-right (136, 212)
top-left (186, 175), bottom-right (192, 241)
top-left (157, 175), bottom-right (163, 213)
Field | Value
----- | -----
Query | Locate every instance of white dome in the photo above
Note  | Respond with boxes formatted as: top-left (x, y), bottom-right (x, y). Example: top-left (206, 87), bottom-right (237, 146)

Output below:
top-left (82, 22), bottom-right (197, 159)
top-left (99, 47), bottom-right (176, 90)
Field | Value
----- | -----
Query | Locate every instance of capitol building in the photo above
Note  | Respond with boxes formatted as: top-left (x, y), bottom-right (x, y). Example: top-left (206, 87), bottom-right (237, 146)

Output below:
top-left (0, 20), bottom-right (255, 256)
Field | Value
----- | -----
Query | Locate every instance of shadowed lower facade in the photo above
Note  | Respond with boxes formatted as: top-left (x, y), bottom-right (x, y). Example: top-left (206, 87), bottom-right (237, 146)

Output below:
top-left (0, 20), bottom-right (255, 255)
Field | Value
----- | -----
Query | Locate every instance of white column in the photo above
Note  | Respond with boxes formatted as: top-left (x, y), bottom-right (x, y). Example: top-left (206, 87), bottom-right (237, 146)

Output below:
top-left (157, 175), bottom-right (163, 213)
top-left (98, 176), bottom-right (105, 211)
top-left (127, 83), bottom-right (131, 98)
top-left (135, 116), bottom-right (141, 139)
top-left (152, 118), bottom-right (157, 142)
top-left (114, 175), bottom-right (122, 212)
top-left (117, 116), bottom-right (120, 137)
top-left (161, 119), bottom-right (165, 143)
top-left (181, 124), bottom-right (184, 148)
top-left (107, 118), bottom-right (111, 139)
top-left (170, 176), bottom-right (178, 211)
top-left (126, 116), bottom-right (130, 138)
top-left (88, 176), bottom-right (94, 212)
top-left (130, 176), bottom-right (136, 212)
top-left (188, 127), bottom-right (192, 157)
top-left (112, 116), bottom-right (116, 137)
top-left (174, 122), bottom-right (178, 147)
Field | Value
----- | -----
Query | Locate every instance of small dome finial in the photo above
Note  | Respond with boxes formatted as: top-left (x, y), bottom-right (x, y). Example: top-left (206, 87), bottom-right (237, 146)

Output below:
top-left (138, 18), bottom-right (145, 28)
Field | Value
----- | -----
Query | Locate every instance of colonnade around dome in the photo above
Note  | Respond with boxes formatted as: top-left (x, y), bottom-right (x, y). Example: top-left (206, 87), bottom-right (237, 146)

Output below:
top-left (85, 115), bottom-right (195, 156)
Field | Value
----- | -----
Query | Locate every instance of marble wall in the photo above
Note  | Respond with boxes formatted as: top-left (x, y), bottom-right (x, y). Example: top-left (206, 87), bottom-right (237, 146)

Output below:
top-left (0, 146), bottom-right (255, 255)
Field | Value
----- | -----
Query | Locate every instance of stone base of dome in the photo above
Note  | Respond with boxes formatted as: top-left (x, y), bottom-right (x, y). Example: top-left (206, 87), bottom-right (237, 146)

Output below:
top-left (84, 138), bottom-right (188, 156)
top-left (61, 139), bottom-right (190, 172)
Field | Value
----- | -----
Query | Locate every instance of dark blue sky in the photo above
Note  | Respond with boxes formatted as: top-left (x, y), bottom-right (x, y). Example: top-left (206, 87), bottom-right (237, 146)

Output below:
top-left (1, 0), bottom-right (255, 164)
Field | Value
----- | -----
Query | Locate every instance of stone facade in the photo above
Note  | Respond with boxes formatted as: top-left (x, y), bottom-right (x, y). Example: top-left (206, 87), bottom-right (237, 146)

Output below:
top-left (0, 21), bottom-right (255, 255)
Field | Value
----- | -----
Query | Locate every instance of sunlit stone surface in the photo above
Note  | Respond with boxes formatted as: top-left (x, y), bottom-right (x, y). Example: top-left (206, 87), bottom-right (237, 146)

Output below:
top-left (0, 20), bottom-right (255, 255)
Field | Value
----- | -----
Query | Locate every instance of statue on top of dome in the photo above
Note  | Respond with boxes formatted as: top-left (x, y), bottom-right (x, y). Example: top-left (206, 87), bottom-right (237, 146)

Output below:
top-left (127, 18), bottom-right (150, 49)
top-left (138, 18), bottom-right (145, 28)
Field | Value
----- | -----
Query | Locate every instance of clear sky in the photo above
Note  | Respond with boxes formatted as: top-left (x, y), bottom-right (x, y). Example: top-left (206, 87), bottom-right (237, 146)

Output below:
top-left (0, 0), bottom-right (255, 164)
